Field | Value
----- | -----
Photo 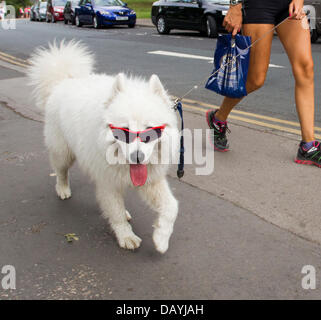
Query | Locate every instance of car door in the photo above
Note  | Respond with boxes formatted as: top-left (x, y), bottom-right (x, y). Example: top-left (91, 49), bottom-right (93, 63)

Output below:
top-left (179, 0), bottom-right (203, 28)
top-left (78, 0), bottom-right (92, 23)
top-left (65, 1), bottom-right (71, 20)
top-left (84, 0), bottom-right (94, 24)
top-left (163, 0), bottom-right (183, 27)
top-left (35, 1), bottom-right (40, 19)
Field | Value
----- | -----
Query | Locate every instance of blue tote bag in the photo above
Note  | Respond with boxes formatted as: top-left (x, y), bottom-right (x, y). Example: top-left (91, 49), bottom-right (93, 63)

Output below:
top-left (205, 34), bottom-right (252, 99)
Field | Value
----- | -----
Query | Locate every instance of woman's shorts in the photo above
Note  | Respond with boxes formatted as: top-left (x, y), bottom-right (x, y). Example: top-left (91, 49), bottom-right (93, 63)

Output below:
top-left (243, 0), bottom-right (292, 25)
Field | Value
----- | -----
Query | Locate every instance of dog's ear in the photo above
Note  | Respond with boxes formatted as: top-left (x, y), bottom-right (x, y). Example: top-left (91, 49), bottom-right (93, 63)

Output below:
top-left (106, 73), bottom-right (125, 106)
top-left (149, 74), bottom-right (167, 100)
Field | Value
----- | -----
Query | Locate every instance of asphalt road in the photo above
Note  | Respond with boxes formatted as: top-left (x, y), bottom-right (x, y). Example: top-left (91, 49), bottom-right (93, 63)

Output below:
top-left (0, 19), bottom-right (321, 125)
top-left (1, 19), bottom-right (321, 300)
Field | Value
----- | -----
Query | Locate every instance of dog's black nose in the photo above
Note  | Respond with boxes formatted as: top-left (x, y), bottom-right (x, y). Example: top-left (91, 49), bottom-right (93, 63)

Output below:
top-left (130, 150), bottom-right (145, 164)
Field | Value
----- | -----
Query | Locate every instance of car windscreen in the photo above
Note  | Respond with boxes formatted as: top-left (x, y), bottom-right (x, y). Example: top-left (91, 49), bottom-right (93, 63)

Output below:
top-left (94, 0), bottom-right (125, 7)
top-left (53, 0), bottom-right (67, 5)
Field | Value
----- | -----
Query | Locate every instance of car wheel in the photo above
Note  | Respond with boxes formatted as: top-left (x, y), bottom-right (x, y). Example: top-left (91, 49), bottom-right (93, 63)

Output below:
top-left (93, 16), bottom-right (100, 29)
top-left (156, 16), bottom-right (170, 35)
top-left (75, 14), bottom-right (82, 27)
top-left (206, 15), bottom-right (218, 38)
top-left (128, 22), bottom-right (135, 28)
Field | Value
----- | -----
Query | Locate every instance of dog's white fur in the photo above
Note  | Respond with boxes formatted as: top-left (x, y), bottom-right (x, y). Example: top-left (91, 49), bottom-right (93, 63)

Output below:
top-left (29, 40), bottom-right (180, 253)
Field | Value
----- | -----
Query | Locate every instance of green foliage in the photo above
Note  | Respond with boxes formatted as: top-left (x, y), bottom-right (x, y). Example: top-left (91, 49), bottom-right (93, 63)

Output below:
top-left (6, 0), bottom-right (33, 17)
top-left (126, 0), bottom-right (154, 19)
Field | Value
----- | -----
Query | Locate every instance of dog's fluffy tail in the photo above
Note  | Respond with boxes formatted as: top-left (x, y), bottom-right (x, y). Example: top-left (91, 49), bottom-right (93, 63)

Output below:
top-left (28, 40), bottom-right (94, 108)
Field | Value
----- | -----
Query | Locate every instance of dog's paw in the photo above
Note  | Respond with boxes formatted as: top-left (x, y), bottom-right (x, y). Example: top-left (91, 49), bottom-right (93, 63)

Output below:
top-left (115, 225), bottom-right (142, 250)
top-left (56, 184), bottom-right (71, 200)
top-left (153, 229), bottom-right (170, 254)
top-left (125, 210), bottom-right (132, 221)
top-left (118, 232), bottom-right (142, 250)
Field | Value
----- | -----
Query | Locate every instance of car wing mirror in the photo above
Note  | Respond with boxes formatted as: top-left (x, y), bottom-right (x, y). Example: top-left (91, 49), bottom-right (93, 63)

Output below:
top-left (124, 2), bottom-right (128, 6)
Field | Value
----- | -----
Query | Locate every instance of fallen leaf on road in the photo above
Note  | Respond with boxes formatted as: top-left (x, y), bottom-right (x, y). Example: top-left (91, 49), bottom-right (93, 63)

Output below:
top-left (64, 233), bottom-right (79, 243)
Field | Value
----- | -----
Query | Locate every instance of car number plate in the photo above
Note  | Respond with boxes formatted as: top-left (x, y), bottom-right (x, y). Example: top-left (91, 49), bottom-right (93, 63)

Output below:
top-left (222, 10), bottom-right (228, 16)
top-left (116, 16), bottom-right (128, 20)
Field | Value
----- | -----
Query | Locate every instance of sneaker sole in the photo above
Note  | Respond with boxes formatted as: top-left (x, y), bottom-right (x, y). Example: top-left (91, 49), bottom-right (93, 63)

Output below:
top-left (294, 159), bottom-right (321, 168)
top-left (206, 110), bottom-right (229, 153)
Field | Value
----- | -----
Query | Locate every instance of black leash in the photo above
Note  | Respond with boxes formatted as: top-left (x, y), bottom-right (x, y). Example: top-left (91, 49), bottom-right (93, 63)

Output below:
top-left (174, 99), bottom-right (184, 179)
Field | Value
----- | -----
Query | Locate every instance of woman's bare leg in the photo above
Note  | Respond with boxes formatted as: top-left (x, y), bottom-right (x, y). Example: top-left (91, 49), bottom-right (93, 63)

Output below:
top-left (216, 24), bottom-right (274, 121)
top-left (277, 18), bottom-right (315, 142)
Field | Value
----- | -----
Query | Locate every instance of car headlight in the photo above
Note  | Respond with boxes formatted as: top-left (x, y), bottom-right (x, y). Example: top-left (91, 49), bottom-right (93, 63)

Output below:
top-left (130, 10), bottom-right (135, 15)
top-left (99, 10), bottom-right (111, 15)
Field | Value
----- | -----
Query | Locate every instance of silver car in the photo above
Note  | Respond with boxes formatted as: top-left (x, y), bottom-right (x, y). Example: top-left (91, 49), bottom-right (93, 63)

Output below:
top-left (35, 1), bottom-right (48, 21)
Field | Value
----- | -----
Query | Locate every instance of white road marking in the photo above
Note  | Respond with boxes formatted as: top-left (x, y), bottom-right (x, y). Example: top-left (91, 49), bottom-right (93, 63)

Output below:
top-left (148, 50), bottom-right (212, 61)
top-left (148, 50), bottom-right (285, 68)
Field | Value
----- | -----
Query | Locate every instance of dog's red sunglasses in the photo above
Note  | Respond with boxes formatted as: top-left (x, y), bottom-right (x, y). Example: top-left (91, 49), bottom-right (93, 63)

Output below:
top-left (109, 125), bottom-right (166, 144)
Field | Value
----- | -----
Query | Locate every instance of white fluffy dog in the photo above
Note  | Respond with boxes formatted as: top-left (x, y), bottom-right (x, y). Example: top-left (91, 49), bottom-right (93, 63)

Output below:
top-left (29, 41), bottom-right (180, 253)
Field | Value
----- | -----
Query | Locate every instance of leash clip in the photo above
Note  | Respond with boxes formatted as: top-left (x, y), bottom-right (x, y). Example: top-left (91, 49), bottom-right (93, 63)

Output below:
top-left (173, 98), bottom-right (181, 111)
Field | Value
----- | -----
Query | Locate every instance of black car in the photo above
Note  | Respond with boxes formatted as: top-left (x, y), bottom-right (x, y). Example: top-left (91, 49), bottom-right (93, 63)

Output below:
top-left (151, 0), bottom-right (229, 38)
top-left (64, 0), bottom-right (79, 24)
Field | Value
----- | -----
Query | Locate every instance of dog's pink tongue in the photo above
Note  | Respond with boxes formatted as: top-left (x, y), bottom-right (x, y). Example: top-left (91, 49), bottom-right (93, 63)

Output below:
top-left (130, 164), bottom-right (147, 186)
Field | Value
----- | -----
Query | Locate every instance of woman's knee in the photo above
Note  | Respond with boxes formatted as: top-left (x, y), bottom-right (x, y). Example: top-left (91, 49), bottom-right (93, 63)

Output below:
top-left (246, 76), bottom-right (266, 93)
top-left (293, 58), bottom-right (314, 84)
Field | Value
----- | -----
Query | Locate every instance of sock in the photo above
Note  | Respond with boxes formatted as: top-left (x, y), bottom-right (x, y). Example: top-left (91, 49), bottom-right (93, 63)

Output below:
top-left (300, 141), bottom-right (314, 151)
top-left (213, 112), bottom-right (227, 127)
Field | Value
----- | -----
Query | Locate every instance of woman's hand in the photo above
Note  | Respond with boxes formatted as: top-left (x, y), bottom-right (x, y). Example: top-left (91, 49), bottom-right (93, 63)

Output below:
top-left (223, 4), bottom-right (243, 36)
top-left (289, 0), bottom-right (305, 20)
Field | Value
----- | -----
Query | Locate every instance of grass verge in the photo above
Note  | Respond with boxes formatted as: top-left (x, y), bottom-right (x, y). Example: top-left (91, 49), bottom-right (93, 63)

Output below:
top-left (126, 0), bottom-right (154, 19)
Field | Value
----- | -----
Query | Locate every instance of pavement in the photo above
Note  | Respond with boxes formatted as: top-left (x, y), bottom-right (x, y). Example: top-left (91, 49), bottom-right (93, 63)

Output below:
top-left (1, 20), bottom-right (321, 300)
top-left (136, 18), bottom-right (153, 27)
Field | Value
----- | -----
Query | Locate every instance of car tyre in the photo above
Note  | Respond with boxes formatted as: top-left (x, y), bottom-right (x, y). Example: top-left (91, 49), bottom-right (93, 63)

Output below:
top-left (156, 15), bottom-right (170, 34)
top-left (206, 15), bottom-right (218, 38)
top-left (128, 22), bottom-right (135, 28)
top-left (93, 15), bottom-right (100, 29)
top-left (75, 14), bottom-right (82, 27)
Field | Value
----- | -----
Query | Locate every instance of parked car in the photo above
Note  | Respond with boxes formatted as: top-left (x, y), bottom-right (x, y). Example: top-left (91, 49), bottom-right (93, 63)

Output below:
top-left (30, 4), bottom-right (37, 20)
top-left (46, 0), bottom-right (67, 22)
top-left (74, 0), bottom-right (136, 29)
top-left (64, 0), bottom-right (79, 24)
top-left (151, 0), bottom-right (230, 38)
top-left (35, 1), bottom-right (48, 21)
top-left (304, 0), bottom-right (321, 43)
